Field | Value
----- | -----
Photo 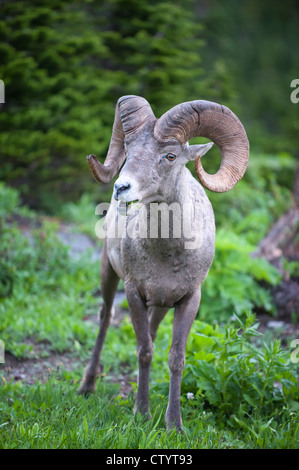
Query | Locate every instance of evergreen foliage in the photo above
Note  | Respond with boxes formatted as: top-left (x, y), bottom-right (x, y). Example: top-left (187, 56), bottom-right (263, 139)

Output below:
top-left (1, 0), bottom-right (227, 210)
top-left (4, 1), bottom-right (296, 209)
top-left (201, 0), bottom-right (299, 154)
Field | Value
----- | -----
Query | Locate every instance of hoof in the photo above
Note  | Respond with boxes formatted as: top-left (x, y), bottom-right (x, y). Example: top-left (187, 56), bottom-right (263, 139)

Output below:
top-left (165, 412), bottom-right (183, 432)
top-left (133, 403), bottom-right (151, 421)
top-left (78, 363), bottom-right (102, 396)
top-left (165, 421), bottom-right (185, 434)
top-left (78, 381), bottom-right (96, 396)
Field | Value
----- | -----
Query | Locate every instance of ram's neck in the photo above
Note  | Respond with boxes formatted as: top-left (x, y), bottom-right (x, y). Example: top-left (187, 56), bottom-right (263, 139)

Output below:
top-left (160, 167), bottom-right (193, 206)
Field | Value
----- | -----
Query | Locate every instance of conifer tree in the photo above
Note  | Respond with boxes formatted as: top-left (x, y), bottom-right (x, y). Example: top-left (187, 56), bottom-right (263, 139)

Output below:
top-left (0, 0), bottom-right (235, 208)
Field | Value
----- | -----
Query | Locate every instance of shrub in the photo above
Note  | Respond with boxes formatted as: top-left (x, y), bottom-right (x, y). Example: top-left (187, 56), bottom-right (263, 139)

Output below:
top-left (182, 314), bottom-right (299, 419)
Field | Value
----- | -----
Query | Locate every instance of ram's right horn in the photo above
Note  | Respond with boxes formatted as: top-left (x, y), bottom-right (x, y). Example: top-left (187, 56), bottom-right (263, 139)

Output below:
top-left (154, 100), bottom-right (249, 193)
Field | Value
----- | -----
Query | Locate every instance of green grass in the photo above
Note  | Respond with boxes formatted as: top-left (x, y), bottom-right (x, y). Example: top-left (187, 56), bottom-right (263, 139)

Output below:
top-left (1, 350), bottom-right (298, 449)
top-left (0, 374), bottom-right (243, 449)
top-left (1, 307), bottom-right (298, 448)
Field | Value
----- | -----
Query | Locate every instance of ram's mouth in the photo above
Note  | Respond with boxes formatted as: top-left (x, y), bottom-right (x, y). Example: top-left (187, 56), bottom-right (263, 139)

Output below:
top-left (126, 199), bottom-right (139, 208)
top-left (118, 200), bottom-right (140, 215)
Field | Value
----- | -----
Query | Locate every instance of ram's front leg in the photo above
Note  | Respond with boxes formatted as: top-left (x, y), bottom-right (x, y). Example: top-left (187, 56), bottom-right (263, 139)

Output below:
top-left (78, 239), bottom-right (119, 395)
top-left (125, 282), bottom-right (153, 418)
top-left (166, 287), bottom-right (202, 431)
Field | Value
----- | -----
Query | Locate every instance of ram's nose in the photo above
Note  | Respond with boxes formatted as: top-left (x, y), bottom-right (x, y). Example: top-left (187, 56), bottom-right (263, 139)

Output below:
top-left (113, 181), bottom-right (131, 201)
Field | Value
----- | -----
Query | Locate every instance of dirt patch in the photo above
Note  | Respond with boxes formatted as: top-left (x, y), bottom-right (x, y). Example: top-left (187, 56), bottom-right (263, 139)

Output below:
top-left (1, 350), bottom-right (75, 385)
top-left (1, 351), bottom-right (134, 398)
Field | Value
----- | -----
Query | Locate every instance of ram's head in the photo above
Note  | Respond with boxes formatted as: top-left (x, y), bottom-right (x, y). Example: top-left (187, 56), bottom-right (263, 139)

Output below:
top-left (87, 95), bottom-right (249, 205)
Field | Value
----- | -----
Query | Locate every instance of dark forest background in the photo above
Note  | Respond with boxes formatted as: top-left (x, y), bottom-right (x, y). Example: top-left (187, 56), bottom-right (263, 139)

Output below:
top-left (0, 0), bottom-right (298, 210)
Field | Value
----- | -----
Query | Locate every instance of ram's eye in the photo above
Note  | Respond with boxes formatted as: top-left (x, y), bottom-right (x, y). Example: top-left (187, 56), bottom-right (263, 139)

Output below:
top-left (166, 153), bottom-right (176, 161)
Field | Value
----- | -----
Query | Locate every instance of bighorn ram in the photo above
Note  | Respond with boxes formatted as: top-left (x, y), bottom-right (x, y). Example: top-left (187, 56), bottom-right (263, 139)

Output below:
top-left (79, 95), bottom-right (249, 430)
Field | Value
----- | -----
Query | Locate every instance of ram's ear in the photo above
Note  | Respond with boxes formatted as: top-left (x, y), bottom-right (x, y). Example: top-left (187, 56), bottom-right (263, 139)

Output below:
top-left (187, 142), bottom-right (214, 161)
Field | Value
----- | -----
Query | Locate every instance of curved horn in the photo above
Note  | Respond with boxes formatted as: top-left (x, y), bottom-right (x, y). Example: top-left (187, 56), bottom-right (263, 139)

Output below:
top-left (154, 100), bottom-right (249, 192)
top-left (87, 95), bottom-right (156, 184)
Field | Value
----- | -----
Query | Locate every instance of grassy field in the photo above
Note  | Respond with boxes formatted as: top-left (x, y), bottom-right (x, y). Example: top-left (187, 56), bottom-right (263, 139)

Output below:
top-left (0, 167), bottom-right (299, 449)
top-left (1, 309), bottom-right (298, 449)
top-left (1, 315), bottom-right (298, 449)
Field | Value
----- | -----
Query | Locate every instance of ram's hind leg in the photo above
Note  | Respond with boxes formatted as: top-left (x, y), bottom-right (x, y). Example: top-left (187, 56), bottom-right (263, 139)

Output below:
top-left (79, 239), bottom-right (119, 395)
top-left (149, 306), bottom-right (169, 341)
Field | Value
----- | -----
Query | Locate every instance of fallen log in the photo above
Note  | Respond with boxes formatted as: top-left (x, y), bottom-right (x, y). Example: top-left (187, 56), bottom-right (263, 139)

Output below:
top-left (253, 164), bottom-right (299, 319)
